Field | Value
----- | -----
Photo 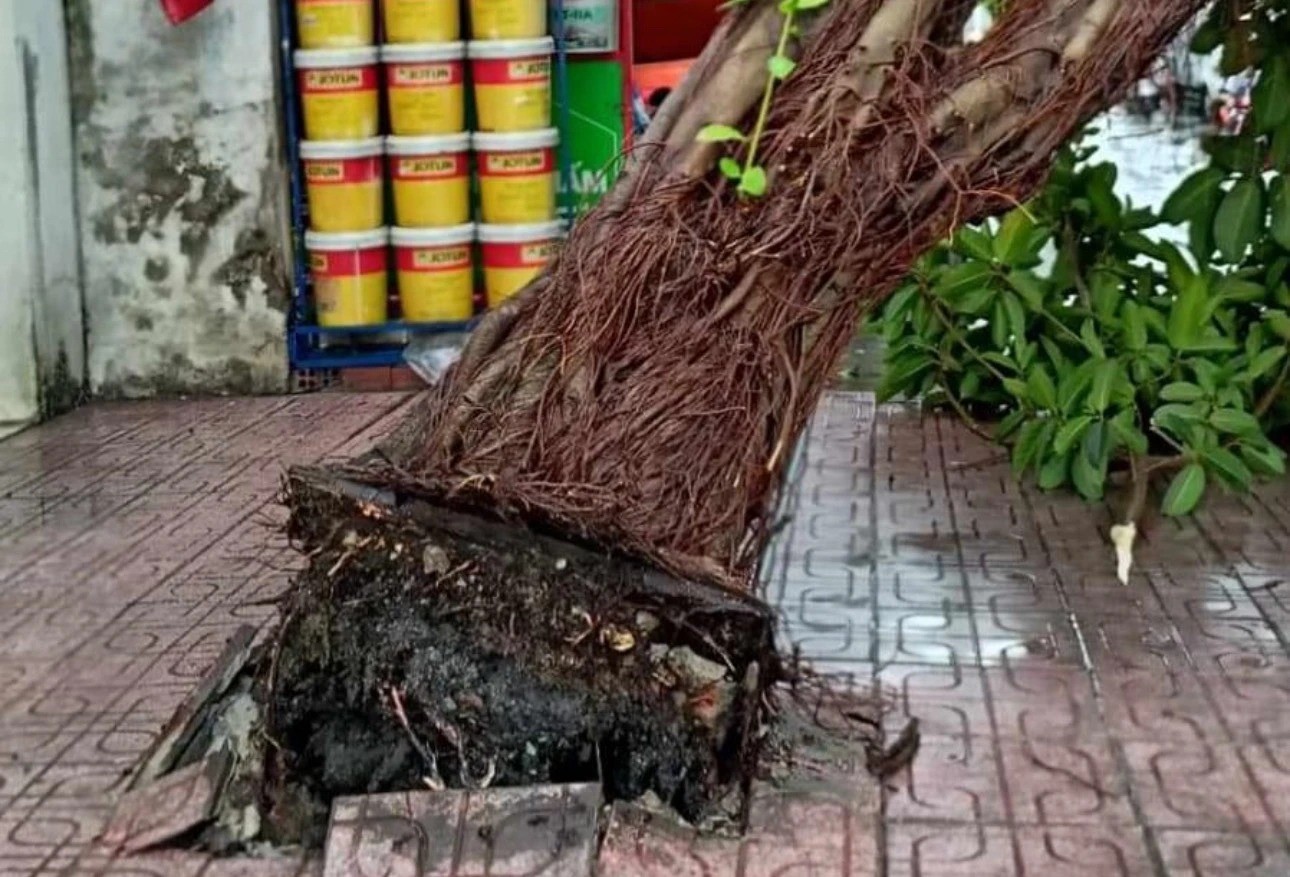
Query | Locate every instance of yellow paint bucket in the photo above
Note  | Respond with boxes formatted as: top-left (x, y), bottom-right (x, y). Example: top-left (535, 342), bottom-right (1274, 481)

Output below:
top-left (296, 48), bottom-right (380, 141)
top-left (382, 42), bottom-right (466, 136)
top-left (387, 134), bottom-right (471, 228)
top-left (300, 139), bottom-right (385, 232)
top-left (393, 224), bottom-right (476, 322)
top-left (468, 0), bottom-right (546, 39)
top-left (472, 129), bottom-right (559, 224)
top-left (478, 221), bottom-right (563, 307)
top-left (467, 38), bottom-right (553, 132)
top-left (296, 0), bottom-right (375, 48)
top-left (307, 228), bottom-right (390, 326)
top-left (382, 0), bottom-right (459, 42)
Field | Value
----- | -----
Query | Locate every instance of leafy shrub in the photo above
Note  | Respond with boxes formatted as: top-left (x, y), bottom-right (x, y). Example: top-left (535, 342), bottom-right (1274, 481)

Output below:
top-left (873, 118), bottom-right (1290, 522)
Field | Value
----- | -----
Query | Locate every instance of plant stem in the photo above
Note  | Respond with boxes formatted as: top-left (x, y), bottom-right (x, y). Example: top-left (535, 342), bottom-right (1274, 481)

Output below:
top-left (1254, 349), bottom-right (1290, 418)
top-left (743, 7), bottom-right (795, 176)
top-left (926, 295), bottom-right (1014, 387)
top-left (1123, 453), bottom-right (1188, 524)
top-left (938, 381), bottom-right (997, 445)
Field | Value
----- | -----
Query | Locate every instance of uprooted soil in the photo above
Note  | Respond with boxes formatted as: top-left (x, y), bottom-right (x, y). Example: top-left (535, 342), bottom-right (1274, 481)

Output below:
top-left (120, 469), bottom-right (915, 856)
top-left (240, 470), bottom-right (779, 847)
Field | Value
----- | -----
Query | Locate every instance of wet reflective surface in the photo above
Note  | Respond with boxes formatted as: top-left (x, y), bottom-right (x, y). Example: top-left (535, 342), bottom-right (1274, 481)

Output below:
top-left (757, 394), bottom-right (1290, 876)
top-left (1, 392), bottom-right (1289, 874)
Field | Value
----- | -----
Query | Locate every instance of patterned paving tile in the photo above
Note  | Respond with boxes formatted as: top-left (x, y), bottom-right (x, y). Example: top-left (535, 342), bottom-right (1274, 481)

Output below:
top-left (4, 391), bottom-right (1290, 874)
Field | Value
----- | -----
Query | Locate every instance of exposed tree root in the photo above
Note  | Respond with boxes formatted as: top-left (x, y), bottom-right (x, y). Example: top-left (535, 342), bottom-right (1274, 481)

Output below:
top-left (390, 0), bottom-right (1205, 592)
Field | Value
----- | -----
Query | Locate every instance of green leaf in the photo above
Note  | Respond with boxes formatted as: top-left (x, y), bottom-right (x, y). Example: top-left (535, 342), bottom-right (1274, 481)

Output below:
top-left (1167, 274), bottom-right (1210, 349)
top-left (1266, 309), bottom-right (1290, 342)
top-left (1179, 335), bottom-right (1238, 353)
top-left (1162, 463), bottom-right (1206, 516)
top-left (1161, 167), bottom-right (1226, 225)
top-left (1070, 451), bottom-right (1105, 501)
top-left (1160, 381), bottom-right (1206, 402)
top-left (1088, 360), bottom-right (1118, 413)
top-left (876, 356), bottom-right (932, 402)
top-left (936, 262), bottom-right (993, 300)
top-left (953, 286), bottom-right (995, 316)
top-left (1109, 409), bottom-right (1149, 456)
top-left (792, 0), bottom-right (830, 9)
top-left (737, 165), bottom-right (767, 197)
top-left (1242, 442), bottom-right (1288, 476)
top-left (1271, 176), bottom-right (1290, 251)
top-left (718, 156), bottom-right (742, 180)
top-left (1272, 122), bottom-right (1290, 173)
top-left (1143, 343), bottom-right (1171, 370)
top-left (1121, 301), bottom-right (1147, 351)
top-left (1246, 346), bottom-right (1286, 381)
top-left (1204, 134), bottom-right (1262, 174)
top-left (696, 124), bottom-right (745, 143)
top-left (1089, 271), bottom-right (1123, 322)
top-left (1203, 445), bottom-right (1253, 491)
top-left (1002, 292), bottom-right (1027, 343)
top-left (1038, 453), bottom-right (1069, 490)
top-left (1082, 419), bottom-right (1110, 469)
top-left (1217, 275), bottom-right (1265, 303)
top-left (1054, 415), bottom-right (1094, 455)
top-left (1011, 420), bottom-right (1048, 474)
top-left (1006, 272), bottom-right (1047, 310)
top-left (1057, 358), bottom-right (1097, 416)
top-left (1154, 404), bottom-right (1205, 439)
top-left (1192, 359), bottom-right (1220, 394)
top-left (1190, 8), bottom-right (1223, 53)
top-left (953, 227), bottom-right (994, 262)
top-left (1002, 377), bottom-right (1029, 401)
top-left (994, 210), bottom-right (1038, 265)
top-left (1214, 177), bottom-right (1266, 264)
top-left (991, 298), bottom-right (1010, 348)
top-left (767, 54), bottom-right (796, 80)
top-left (1210, 408), bottom-right (1263, 438)
top-left (1080, 319), bottom-right (1106, 359)
top-left (1189, 213), bottom-right (1217, 263)
top-left (996, 409), bottom-right (1027, 441)
top-left (1252, 54), bottom-right (1290, 133)
top-left (1026, 366), bottom-right (1058, 411)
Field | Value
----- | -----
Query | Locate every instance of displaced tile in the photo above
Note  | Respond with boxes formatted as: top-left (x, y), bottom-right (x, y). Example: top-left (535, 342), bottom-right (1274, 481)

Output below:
top-left (325, 784), bottom-right (600, 877)
top-left (100, 751), bottom-right (231, 853)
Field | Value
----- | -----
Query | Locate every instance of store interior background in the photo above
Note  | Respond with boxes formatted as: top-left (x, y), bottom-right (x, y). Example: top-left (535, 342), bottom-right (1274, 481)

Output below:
top-left (2, 0), bottom-right (717, 438)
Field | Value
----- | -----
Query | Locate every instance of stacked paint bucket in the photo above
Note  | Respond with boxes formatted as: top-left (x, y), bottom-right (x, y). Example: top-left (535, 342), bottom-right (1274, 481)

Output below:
top-left (466, 0), bottom-right (564, 309)
top-left (293, 0), bottom-right (564, 330)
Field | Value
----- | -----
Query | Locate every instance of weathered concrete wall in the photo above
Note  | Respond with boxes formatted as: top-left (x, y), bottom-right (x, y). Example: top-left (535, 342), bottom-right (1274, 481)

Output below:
top-left (68, 0), bottom-right (290, 398)
top-left (0, 1), bottom-right (84, 436)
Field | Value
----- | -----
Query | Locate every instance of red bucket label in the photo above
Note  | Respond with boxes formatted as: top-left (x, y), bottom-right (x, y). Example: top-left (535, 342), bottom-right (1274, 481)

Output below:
top-left (397, 245), bottom-right (472, 272)
top-left (485, 239), bottom-right (559, 267)
top-left (472, 57), bottom-right (550, 84)
top-left (392, 154), bottom-right (466, 179)
top-left (310, 247), bottom-right (387, 276)
top-left (301, 66), bottom-right (378, 93)
top-left (305, 156), bottom-right (382, 184)
top-left (478, 148), bottom-right (553, 176)
top-left (387, 62), bottom-right (464, 87)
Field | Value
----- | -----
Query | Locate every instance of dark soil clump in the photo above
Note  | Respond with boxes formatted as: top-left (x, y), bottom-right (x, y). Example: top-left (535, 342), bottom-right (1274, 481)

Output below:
top-left (256, 470), bottom-right (779, 846)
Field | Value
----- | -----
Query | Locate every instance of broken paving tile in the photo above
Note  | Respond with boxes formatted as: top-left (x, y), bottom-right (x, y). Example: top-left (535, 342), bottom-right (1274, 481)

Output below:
top-left (597, 803), bottom-right (740, 876)
top-left (100, 750), bottom-right (232, 853)
top-left (324, 784), bottom-right (600, 877)
top-left (458, 784), bottom-right (601, 876)
top-left (131, 625), bottom-right (259, 787)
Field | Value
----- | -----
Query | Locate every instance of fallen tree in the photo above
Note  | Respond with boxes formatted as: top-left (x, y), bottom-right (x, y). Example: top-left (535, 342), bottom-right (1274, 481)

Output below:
top-left (188, 0), bottom-right (1216, 846)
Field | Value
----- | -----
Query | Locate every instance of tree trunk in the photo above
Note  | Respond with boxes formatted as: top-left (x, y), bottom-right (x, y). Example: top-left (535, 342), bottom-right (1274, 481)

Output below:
top-left (250, 0), bottom-right (1210, 841)
top-left (366, 0), bottom-right (1206, 589)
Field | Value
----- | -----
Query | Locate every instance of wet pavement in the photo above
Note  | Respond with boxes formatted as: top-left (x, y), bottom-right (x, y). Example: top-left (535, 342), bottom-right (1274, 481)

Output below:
top-left (2, 392), bottom-right (1290, 875)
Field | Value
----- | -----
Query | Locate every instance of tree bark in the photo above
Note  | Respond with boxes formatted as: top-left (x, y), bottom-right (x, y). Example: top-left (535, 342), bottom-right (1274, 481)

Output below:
top-left (368, 0), bottom-right (1205, 590)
